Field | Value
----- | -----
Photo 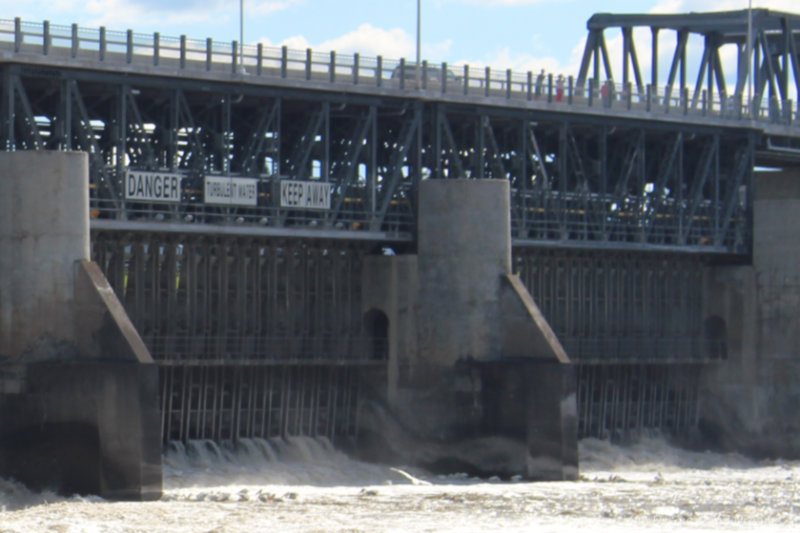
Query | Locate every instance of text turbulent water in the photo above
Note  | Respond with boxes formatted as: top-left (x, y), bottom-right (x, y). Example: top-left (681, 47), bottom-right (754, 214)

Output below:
top-left (0, 436), bottom-right (799, 532)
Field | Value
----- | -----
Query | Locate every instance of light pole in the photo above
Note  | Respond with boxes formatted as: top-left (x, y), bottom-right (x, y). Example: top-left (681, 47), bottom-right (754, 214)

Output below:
top-left (239, 0), bottom-right (245, 72)
top-left (416, 0), bottom-right (421, 89)
top-left (746, 0), bottom-right (752, 116)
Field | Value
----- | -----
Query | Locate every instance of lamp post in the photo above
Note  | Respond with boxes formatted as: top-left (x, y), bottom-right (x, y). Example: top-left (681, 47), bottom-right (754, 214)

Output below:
top-left (746, 0), bottom-right (752, 117)
top-left (416, 0), bottom-right (421, 89)
top-left (239, 0), bottom-right (244, 72)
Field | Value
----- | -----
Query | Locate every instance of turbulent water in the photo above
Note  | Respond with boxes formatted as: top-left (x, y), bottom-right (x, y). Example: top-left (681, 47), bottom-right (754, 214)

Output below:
top-left (1, 436), bottom-right (799, 532)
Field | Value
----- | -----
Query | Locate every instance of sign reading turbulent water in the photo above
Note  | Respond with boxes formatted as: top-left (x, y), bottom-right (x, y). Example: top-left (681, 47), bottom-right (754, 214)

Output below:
top-left (204, 176), bottom-right (258, 206)
top-left (280, 180), bottom-right (332, 210)
top-left (125, 170), bottom-right (182, 202)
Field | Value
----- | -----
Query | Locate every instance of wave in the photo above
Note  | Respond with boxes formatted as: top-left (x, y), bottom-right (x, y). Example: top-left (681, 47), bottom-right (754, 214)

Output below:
top-left (3, 434), bottom-right (798, 508)
top-left (163, 436), bottom-right (431, 490)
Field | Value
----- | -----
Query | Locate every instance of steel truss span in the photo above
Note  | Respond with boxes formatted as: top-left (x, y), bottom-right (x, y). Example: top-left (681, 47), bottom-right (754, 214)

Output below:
top-left (3, 59), bottom-right (752, 253)
top-left (578, 9), bottom-right (800, 122)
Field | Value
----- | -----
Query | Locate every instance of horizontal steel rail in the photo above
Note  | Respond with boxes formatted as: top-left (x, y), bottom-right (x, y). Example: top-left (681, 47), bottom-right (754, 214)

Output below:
top-left (147, 335), bottom-right (387, 364)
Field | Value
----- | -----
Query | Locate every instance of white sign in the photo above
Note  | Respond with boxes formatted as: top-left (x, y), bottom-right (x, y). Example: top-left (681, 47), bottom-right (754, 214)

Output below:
top-left (280, 180), bottom-right (332, 210)
top-left (204, 176), bottom-right (258, 206)
top-left (125, 170), bottom-right (182, 202)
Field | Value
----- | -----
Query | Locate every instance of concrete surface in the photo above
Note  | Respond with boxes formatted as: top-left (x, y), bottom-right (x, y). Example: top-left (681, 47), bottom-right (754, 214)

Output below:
top-left (0, 151), bottom-right (89, 361)
top-left (359, 179), bottom-right (577, 479)
top-left (0, 151), bottom-right (162, 500)
top-left (699, 170), bottom-right (800, 458)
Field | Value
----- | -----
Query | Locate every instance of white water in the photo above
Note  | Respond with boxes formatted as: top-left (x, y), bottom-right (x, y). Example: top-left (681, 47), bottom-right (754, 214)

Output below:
top-left (1, 436), bottom-right (799, 532)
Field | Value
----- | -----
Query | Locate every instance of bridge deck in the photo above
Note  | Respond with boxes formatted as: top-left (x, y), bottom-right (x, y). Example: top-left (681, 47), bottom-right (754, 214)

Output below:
top-left (2, 17), bottom-right (797, 137)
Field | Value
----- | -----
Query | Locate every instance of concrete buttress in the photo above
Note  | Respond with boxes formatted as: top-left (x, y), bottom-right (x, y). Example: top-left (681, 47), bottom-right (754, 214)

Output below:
top-left (0, 151), bottom-right (162, 500)
top-left (359, 179), bottom-right (578, 479)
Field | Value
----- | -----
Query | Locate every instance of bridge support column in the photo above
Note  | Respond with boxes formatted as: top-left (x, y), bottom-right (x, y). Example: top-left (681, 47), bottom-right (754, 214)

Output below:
top-left (700, 170), bottom-right (800, 458)
top-left (0, 151), bottom-right (162, 499)
top-left (360, 179), bottom-right (577, 479)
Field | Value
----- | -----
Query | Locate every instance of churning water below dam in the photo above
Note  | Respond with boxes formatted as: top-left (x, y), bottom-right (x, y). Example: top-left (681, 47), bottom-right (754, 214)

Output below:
top-left (0, 436), bottom-right (798, 532)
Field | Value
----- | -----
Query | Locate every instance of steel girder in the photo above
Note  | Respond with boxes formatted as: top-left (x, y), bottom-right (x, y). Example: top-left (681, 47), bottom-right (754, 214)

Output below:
top-left (578, 9), bottom-right (800, 119)
top-left (1, 63), bottom-right (752, 253)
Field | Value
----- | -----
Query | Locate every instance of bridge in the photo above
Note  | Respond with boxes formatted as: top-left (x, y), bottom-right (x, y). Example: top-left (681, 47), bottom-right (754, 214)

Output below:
top-left (1, 9), bottom-right (800, 498)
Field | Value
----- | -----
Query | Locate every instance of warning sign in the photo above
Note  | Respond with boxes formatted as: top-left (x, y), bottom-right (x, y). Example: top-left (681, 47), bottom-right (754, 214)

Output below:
top-left (279, 180), bottom-right (332, 210)
top-left (204, 176), bottom-right (258, 206)
top-left (125, 170), bottom-right (182, 202)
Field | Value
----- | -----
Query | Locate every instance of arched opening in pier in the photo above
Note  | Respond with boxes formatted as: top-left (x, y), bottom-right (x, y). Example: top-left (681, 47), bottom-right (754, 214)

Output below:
top-left (363, 308), bottom-right (389, 360)
top-left (704, 315), bottom-right (728, 360)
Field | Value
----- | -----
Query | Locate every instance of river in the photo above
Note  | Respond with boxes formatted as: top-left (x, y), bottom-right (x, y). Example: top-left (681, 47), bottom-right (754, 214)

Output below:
top-left (1, 436), bottom-right (798, 532)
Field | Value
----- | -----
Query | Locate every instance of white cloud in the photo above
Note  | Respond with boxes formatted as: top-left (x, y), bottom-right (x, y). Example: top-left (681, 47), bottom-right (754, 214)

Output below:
top-left (318, 24), bottom-right (414, 58)
top-left (469, 40), bottom-right (580, 75)
top-left (260, 24), bottom-right (452, 62)
top-left (12, 0), bottom-right (300, 32)
top-left (450, 0), bottom-right (563, 5)
top-left (248, 0), bottom-right (304, 16)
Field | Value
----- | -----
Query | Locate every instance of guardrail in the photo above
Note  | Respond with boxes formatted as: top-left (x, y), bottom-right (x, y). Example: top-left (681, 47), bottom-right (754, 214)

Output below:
top-left (510, 189), bottom-right (746, 252)
top-left (145, 334), bottom-right (388, 364)
top-left (90, 172), bottom-right (414, 237)
top-left (1, 17), bottom-right (797, 128)
top-left (562, 336), bottom-right (726, 363)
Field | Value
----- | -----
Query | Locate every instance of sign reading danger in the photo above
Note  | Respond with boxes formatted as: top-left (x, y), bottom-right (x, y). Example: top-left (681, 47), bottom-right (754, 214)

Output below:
top-left (125, 170), bottom-right (182, 202)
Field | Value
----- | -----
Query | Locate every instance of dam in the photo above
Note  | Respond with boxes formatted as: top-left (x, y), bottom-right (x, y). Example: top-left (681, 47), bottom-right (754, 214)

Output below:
top-left (0, 8), bottom-right (800, 498)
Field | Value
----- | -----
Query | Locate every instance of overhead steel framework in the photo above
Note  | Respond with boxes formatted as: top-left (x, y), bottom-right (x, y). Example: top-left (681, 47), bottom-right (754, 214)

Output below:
top-left (0, 61), bottom-right (754, 254)
top-left (577, 9), bottom-right (800, 120)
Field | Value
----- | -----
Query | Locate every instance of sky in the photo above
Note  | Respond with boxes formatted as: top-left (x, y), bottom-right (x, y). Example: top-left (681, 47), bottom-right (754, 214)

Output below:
top-left (1, 0), bottom-right (798, 78)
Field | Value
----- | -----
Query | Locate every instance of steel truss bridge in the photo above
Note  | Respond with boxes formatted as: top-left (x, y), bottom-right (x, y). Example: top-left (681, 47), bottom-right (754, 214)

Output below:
top-left (2, 10), bottom-right (799, 442)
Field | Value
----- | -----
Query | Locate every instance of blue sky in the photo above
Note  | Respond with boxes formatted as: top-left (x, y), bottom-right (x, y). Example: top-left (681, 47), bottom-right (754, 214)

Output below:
top-left (1, 0), bottom-right (795, 76)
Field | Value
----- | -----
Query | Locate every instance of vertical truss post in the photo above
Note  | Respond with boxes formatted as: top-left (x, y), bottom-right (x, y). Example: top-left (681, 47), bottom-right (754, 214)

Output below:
top-left (651, 27), bottom-right (659, 89)
top-left (118, 85), bottom-right (128, 177)
top-left (368, 105), bottom-right (377, 217)
top-left (1, 68), bottom-right (13, 150)
top-left (558, 121), bottom-right (568, 238)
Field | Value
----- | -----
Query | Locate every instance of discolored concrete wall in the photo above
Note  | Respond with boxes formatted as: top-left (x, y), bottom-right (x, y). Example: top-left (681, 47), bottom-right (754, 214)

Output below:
top-left (359, 179), bottom-right (577, 479)
top-left (416, 179), bottom-right (511, 365)
top-left (0, 151), bottom-right (162, 500)
top-left (700, 170), bottom-right (800, 457)
top-left (0, 151), bottom-right (89, 362)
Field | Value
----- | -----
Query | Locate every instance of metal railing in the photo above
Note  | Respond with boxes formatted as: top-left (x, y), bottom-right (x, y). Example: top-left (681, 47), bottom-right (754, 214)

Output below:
top-left (510, 190), bottom-right (746, 252)
top-left (562, 336), bottom-right (726, 363)
top-left (145, 334), bottom-right (388, 364)
top-left (1, 17), bottom-right (797, 129)
top-left (90, 178), bottom-right (414, 237)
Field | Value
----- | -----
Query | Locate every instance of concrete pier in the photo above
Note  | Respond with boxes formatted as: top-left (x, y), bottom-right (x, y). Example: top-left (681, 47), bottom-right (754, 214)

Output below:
top-left (700, 169), bottom-right (800, 458)
top-left (0, 151), bottom-right (89, 362)
top-left (0, 151), bottom-right (162, 499)
top-left (360, 179), bottom-right (577, 479)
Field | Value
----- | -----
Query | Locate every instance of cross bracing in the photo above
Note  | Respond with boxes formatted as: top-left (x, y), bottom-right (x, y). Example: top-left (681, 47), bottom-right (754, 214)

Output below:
top-left (578, 9), bottom-right (800, 123)
top-left (0, 63), bottom-right (755, 254)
